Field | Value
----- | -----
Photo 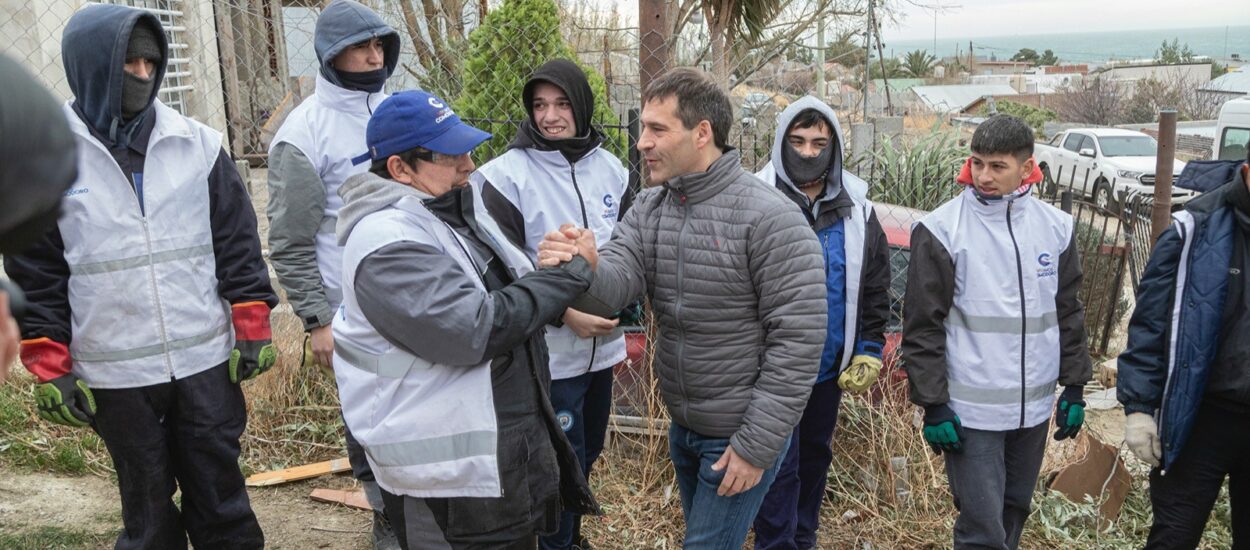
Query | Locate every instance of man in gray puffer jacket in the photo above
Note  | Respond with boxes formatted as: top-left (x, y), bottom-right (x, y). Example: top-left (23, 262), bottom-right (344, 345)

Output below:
top-left (539, 68), bottom-right (827, 549)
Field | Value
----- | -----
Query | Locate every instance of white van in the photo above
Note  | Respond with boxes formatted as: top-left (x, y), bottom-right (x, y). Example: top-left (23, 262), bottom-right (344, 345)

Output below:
top-left (1214, 96), bottom-right (1250, 161)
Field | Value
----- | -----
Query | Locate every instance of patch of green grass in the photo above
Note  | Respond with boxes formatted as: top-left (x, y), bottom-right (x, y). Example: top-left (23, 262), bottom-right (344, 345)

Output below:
top-left (0, 525), bottom-right (116, 549)
top-left (0, 375), bottom-right (105, 475)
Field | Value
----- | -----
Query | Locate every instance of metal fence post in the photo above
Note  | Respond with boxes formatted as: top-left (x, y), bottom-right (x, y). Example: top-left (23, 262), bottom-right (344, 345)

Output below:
top-left (1152, 110), bottom-right (1178, 246)
top-left (1060, 190), bottom-right (1073, 213)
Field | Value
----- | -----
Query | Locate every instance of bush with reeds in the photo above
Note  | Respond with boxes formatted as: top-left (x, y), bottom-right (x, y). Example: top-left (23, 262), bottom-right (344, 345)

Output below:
top-left (859, 127), bottom-right (966, 212)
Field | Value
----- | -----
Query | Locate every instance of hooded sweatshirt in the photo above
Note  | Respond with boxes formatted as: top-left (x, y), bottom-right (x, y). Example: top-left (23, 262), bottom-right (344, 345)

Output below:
top-left (756, 97), bottom-right (891, 383)
top-left (332, 172), bottom-right (599, 537)
top-left (473, 60), bottom-right (629, 381)
top-left (510, 59), bottom-right (604, 163)
top-left (62, 4), bottom-right (167, 148)
top-left (4, 4), bottom-right (275, 387)
top-left (267, 0), bottom-right (399, 330)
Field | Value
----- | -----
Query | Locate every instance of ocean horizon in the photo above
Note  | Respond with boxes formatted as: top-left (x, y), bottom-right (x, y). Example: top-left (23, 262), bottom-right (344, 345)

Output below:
top-left (883, 25), bottom-right (1250, 65)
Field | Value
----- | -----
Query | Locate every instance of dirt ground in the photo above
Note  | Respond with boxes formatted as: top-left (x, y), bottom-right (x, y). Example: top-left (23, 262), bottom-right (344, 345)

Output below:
top-left (0, 468), bottom-right (374, 549)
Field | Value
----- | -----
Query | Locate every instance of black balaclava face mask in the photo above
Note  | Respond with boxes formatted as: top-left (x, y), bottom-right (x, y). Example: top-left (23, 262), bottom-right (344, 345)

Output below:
top-left (336, 67), bottom-right (388, 93)
top-left (121, 22), bottom-right (161, 121)
top-left (782, 136), bottom-right (835, 189)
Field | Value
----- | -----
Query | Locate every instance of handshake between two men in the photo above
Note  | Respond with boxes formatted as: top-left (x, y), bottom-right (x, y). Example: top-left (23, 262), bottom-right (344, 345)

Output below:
top-left (537, 223), bottom-right (600, 270)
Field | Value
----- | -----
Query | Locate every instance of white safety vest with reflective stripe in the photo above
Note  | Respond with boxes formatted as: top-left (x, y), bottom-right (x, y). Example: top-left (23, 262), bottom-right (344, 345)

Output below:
top-left (270, 74), bottom-right (385, 309)
top-left (917, 188), bottom-right (1074, 431)
top-left (333, 194), bottom-right (535, 498)
top-left (58, 100), bottom-right (232, 389)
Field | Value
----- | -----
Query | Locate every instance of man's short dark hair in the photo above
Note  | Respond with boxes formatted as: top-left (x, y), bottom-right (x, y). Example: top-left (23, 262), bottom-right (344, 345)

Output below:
top-left (970, 115), bottom-right (1034, 161)
top-left (642, 68), bottom-right (732, 150)
top-left (789, 108), bottom-right (832, 134)
top-left (368, 147), bottom-right (426, 179)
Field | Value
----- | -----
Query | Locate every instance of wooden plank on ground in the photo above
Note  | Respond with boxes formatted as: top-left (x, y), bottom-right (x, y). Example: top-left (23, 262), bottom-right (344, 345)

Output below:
top-left (245, 458), bottom-right (352, 487)
top-left (309, 488), bottom-right (372, 511)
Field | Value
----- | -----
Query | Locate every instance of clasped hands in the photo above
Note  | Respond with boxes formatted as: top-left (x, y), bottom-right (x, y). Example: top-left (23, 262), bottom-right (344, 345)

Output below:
top-left (537, 223), bottom-right (598, 270)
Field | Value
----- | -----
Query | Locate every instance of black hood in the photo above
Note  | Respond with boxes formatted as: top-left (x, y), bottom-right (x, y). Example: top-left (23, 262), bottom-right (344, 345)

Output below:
top-left (315, 0), bottom-right (400, 88)
top-left (62, 4), bottom-right (167, 143)
top-left (0, 54), bottom-right (77, 254)
top-left (510, 59), bottom-right (602, 163)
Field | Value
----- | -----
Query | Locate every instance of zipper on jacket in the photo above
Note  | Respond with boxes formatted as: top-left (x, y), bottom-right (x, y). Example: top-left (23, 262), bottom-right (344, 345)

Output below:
top-left (1006, 202), bottom-right (1027, 429)
top-left (674, 193), bottom-right (691, 426)
top-left (118, 147), bottom-right (175, 378)
top-left (1157, 222), bottom-right (1190, 475)
top-left (569, 165), bottom-right (599, 375)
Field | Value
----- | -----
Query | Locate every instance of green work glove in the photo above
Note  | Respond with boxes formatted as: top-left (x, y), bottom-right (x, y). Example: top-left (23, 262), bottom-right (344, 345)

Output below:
top-left (1053, 385), bottom-right (1086, 441)
top-left (922, 404), bottom-right (965, 455)
top-left (34, 373), bottom-right (96, 427)
top-left (229, 302), bottom-right (277, 383)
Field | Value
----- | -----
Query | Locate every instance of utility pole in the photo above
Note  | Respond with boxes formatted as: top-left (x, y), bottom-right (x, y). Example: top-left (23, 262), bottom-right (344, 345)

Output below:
top-left (1152, 110), bottom-right (1178, 245)
top-left (639, 0), bottom-right (670, 95)
top-left (815, 13), bottom-right (825, 101)
top-left (862, 0), bottom-right (873, 122)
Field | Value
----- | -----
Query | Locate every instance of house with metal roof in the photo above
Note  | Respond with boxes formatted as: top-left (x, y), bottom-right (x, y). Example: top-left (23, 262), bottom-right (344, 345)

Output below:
top-left (908, 84), bottom-right (1018, 114)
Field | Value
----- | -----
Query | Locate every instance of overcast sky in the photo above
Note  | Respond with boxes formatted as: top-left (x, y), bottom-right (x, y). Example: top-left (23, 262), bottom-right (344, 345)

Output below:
top-left (886, 0), bottom-right (1250, 41)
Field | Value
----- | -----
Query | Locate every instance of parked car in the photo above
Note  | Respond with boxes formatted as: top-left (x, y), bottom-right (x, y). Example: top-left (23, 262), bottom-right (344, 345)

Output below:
top-left (1035, 128), bottom-right (1196, 212)
top-left (613, 201), bottom-right (927, 414)
top-left (1214, 96), bottom-right (1250, 162)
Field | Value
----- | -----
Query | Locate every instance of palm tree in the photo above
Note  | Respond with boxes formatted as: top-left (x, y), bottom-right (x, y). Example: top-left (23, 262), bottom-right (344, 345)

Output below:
top-left (699, 0), bottom-right (785, 83)
top-left (902, 49), bottom-right (936, 78)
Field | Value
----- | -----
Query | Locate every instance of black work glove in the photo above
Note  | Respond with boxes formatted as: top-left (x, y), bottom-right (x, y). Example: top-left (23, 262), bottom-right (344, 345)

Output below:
top-left (1053, 385), bottom-right (1086, 441)
top-left (922, 404), bottom-right (965, 455)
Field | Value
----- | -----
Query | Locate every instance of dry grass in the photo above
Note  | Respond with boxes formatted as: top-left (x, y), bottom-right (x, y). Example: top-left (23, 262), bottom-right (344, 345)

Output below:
top-left (1, 307), bottom-right (1234, 549)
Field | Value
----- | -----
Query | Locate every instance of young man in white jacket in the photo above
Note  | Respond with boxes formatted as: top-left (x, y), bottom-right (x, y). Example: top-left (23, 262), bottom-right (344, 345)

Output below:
top-left (265, 1), bottom-right (399, 545)
top-left (472, 59), bottom-right (627, 550)
top-left (5, 5), bottom-right (276, 548)
top-left (902, 115), bottom-right (1092, 550)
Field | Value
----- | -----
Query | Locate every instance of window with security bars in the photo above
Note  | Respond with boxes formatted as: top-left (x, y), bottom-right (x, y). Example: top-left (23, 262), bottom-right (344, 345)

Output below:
top-left (95, 0), bottom-right (191, 115)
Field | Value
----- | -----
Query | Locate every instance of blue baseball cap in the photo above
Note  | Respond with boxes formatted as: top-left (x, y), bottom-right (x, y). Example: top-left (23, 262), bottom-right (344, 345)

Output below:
top-left (351, 90), bottom-right (491, 165)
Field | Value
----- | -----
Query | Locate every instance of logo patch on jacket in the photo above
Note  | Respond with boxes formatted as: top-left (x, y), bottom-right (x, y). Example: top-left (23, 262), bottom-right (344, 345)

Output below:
top-left (64, 187), bottom-right (89, 197)
top-left (556, 410), bottom-right (575, 432)
top-left (601, 193), bottom-right (619, 220)
top-left (1036, 252), bottom-right (1057, 278)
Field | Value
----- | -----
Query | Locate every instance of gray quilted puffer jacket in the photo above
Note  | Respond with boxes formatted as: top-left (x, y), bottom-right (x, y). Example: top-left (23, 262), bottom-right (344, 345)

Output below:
top-left (579, 149), bottom-right (827, 468)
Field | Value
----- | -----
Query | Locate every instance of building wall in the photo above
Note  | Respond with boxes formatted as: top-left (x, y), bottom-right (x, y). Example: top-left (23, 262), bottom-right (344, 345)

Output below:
top-left (1099, 63), bottom-right (1212, 87)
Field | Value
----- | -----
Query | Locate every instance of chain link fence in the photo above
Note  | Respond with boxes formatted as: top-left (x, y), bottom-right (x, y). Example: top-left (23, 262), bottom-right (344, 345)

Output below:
top-left (4, 0), bottom-right (1147, 402)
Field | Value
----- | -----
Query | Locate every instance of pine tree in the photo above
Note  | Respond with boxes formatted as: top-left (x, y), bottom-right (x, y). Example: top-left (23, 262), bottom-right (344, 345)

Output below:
top-left (455, 0), bottom-right (624, 163)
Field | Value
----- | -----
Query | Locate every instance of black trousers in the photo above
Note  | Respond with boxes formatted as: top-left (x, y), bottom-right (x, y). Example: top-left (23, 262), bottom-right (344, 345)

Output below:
top-left (1146, 402), bottom-right (1249, 549)
top-left (91, 363), bottom-right (263, 550)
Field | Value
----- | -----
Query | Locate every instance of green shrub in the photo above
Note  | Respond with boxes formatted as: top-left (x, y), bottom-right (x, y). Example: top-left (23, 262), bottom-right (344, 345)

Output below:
top-left (860, 127), bottom-right (966, 212)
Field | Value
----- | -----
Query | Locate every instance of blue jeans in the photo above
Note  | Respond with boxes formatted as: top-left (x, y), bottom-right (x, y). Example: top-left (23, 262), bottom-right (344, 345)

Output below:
top-left (670, 422), bottom-right (790, 550)
top-left (538, 368), bottom-right (615, 550)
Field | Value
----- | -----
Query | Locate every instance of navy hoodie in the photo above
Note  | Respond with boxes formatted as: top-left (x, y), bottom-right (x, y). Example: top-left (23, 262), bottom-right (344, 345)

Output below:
top-left (3, 4), bottom-right (276, 347)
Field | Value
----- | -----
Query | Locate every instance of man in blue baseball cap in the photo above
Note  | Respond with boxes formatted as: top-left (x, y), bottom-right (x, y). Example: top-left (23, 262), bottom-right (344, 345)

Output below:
top-left (333, 90), bottom-right (600, 549)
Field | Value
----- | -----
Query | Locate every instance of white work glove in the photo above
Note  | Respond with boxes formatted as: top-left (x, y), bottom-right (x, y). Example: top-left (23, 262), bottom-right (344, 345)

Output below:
top-left (1124, 412), bottom-right (1162, 467)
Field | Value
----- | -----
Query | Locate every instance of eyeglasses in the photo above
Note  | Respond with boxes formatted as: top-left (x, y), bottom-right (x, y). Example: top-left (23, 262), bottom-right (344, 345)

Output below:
top-left (414, 149), bottom-right (470, 166)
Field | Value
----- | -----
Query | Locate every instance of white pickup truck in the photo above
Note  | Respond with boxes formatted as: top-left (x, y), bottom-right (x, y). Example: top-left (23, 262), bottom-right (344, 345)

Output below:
top-left (1214, 96), bottom-right (1250, 161)
top-left (1035, 128), bottom-right (1196, 211)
